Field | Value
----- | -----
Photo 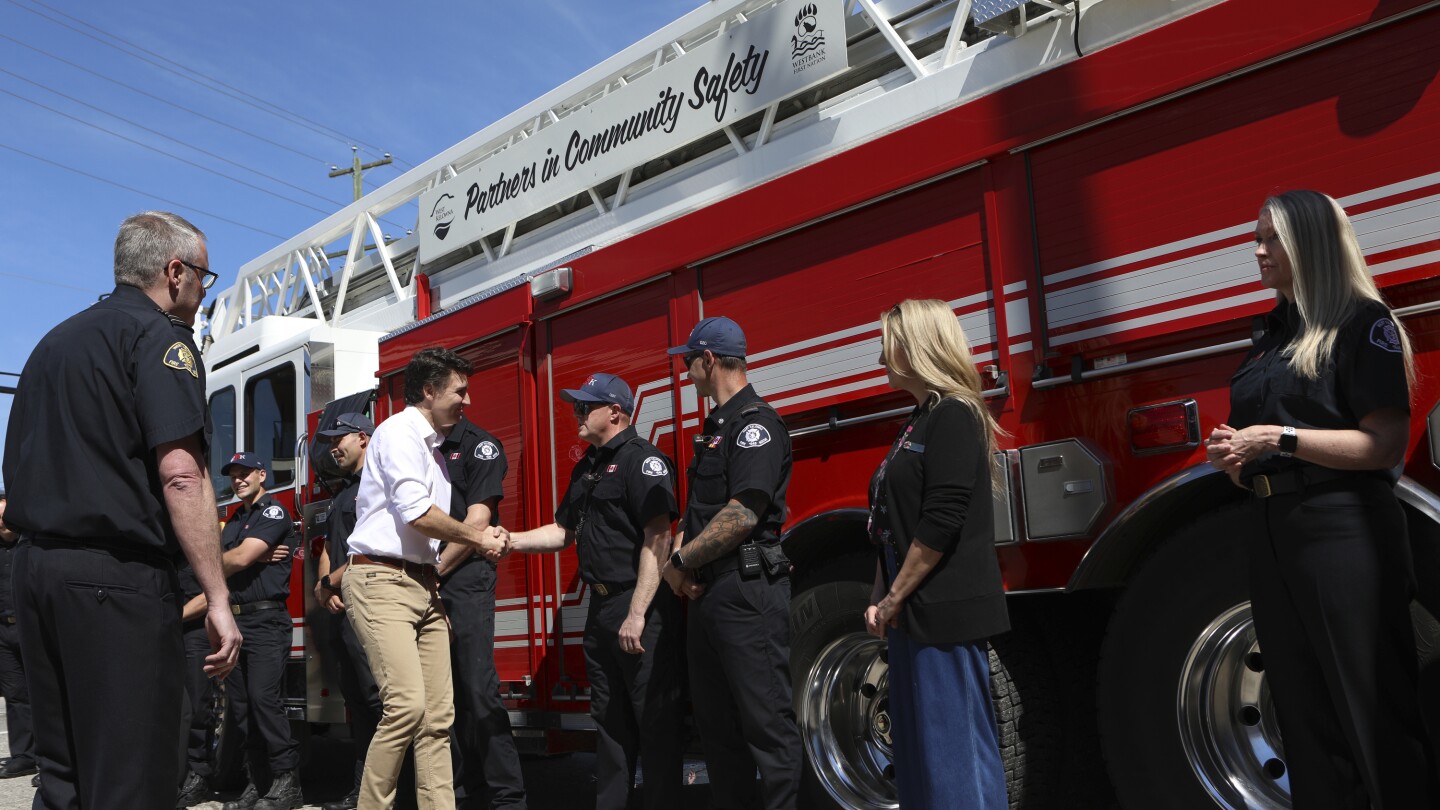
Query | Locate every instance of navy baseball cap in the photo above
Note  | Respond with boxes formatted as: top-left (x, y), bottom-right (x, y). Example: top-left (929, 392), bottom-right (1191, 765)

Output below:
top-left (317, 412), bottom-right (375, 438)
top-left (221, 451), bottom-right (267, 476)
top-left (667, 316), bottom-right (746, 358)
top-left (560, 373), bottom-right (634, 414)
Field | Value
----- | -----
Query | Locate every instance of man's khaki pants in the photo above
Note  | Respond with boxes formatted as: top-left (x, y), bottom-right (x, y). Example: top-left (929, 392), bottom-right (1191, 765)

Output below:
top-left (343, 562), bottom-right (454, 810)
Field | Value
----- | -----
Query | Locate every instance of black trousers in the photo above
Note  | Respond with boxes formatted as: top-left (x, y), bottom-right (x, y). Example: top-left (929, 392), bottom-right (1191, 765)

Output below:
top-left (440, 558), bottom-right (526, 809)
top-left (0, 620), bottom-right (35, 768)
top-left (15, 539), bottom-right (183, 810)
top-left (1249, 477), bottom-right (1437, 809)
top-left (584, 584), bottom-right (682, 810)
top-left (687, 570), bottom-right (801, 810)
top-left (224, 609), bottom-right (299, 777)
top-left (180, 618), bottom-right (216, 778)
top-left (327, 607), bottom-right (382, 790)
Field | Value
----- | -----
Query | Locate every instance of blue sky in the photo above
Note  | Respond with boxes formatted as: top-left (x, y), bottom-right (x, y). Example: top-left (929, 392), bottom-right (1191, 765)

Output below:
top-left (0, 0), bottom-right (701, 490)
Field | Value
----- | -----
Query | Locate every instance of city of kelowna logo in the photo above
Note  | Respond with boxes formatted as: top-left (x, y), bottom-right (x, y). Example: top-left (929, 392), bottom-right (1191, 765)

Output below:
top-left (790, 3), bottom-right (826, 72)
top-left (431, 193), bottom-right (456, 240)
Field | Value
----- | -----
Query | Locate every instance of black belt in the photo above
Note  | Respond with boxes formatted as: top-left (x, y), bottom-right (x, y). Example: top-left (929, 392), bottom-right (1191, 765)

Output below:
top-left (230, 600), bottom-right (286, 615)
top-left (1250, 466), bottom-right (1364, 499)
top-left (589, 581), bottom-right (635, 598)
top-left (697, 555), bottom-right (741, 584)
top-left (28, 535), bottom-right (175, 567)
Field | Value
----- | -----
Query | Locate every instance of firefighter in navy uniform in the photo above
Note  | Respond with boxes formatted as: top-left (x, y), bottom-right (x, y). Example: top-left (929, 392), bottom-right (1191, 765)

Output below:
top-left (188, 451), bottom-right (302, 810)
top-left (2, 211), bottom-right (241, 810)
top-left (436, 414), bottom-right (528, 810)
top-left (314, 413), bottom-right (383, 810)
top-left (657, 317), bottom-right (802, 810)
top-left (509, 373), bottom-right (684, 810)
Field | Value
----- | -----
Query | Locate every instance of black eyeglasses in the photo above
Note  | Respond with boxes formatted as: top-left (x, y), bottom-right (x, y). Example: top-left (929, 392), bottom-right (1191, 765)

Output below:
top-left (682, 350), bottom-right (704, 367)
top-left (573, 401), bottom-right (603, 417)
top-left (179, 259), bottom-right (218, 290)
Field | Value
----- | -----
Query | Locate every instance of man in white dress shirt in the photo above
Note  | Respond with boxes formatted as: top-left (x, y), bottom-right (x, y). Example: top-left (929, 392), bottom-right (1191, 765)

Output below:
top-left (342, 347), bottom-right (509, 810)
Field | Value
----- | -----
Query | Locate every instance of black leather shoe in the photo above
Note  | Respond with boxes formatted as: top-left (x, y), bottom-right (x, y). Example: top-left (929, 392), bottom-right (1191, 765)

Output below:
top-left (31, 774), bottom-right (39, 788)
top-left (253, 769), bottom-right (303, 810)
top-left (176, 770), bottom-right (210, 808)
top-left (320, 786), bottom-right (359, 810)
top-left (0, 759), bottom-right (37, 778)
top-left (221, 781), bottom-right (260, 810)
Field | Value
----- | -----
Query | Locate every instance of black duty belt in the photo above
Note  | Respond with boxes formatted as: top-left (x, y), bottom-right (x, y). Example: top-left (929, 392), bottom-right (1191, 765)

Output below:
top-left (1251, 466), bottom-right (1364, 499)
top-left (231, 600), bottom-right (286, 615)
top-left (590, 581), bottom-right (635, 598)
top-left (29, 535), bottom-right (175, 567)
top-left (697, 554), bottom-right (741, 584)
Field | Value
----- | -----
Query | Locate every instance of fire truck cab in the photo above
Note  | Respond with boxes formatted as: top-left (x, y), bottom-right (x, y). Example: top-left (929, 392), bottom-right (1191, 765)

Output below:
top-left (201, 1), bottom-right (1440, 808)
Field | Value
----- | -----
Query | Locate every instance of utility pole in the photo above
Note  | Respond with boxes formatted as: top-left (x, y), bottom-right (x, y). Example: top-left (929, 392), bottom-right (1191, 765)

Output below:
top-left (328, 145), bottom-right (393, 202)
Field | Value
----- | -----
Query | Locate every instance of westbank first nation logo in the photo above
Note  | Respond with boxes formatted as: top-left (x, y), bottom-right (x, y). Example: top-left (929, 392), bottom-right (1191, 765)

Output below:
top-left (432, 193), bottom-right (456, 240)
top-left (790, 3), bottom-right (826, 71)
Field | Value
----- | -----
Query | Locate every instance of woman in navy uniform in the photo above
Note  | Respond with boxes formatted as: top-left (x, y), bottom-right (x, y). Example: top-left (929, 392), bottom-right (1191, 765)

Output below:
top-left (864, 299), bottom-right (1009, 810)
top-left (1206, 190), bottom-right (1435, 808)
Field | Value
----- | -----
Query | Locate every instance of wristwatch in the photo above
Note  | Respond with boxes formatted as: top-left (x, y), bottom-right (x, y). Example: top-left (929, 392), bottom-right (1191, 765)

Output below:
top-left (669, 550), bottom-right (687, 572)
top-left (1278, 425), bottom-right (1298, 458)
top-left (321, 575), bottom-right (341, 592)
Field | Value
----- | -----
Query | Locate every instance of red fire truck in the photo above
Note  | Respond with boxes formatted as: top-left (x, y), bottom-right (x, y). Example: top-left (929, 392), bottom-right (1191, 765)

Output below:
top-left (199, 0), bottom-right (1440, 807)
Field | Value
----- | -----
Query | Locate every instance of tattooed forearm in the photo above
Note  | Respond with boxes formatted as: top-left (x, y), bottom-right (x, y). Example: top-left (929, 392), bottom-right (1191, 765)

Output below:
top-left (680, 499), bottom-right (759, 569)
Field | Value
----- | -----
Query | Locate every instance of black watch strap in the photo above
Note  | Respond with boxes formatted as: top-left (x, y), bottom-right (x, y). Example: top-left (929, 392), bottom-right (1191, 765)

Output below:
top-left (670, 550), bottom-right (686, 571)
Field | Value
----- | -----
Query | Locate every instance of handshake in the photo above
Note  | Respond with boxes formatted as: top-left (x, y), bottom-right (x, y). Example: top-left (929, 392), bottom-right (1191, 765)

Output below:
top-left (476, 524), bottom-right (512, 562)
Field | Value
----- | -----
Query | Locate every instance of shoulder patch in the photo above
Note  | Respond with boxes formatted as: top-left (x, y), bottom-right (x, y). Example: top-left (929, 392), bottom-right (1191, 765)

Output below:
top-left (1369, 318), bottom-right (1402, 354)
top-left (474, 440), bottom-right (501, 460)
top-left (262, 505), bottom-right (285, 520)
top-left (736, 423), bottom-right (772, 449)
top-left (641, 456), bottom-right (668, 477)
top-left (163, 341), bottom-right (198, 378)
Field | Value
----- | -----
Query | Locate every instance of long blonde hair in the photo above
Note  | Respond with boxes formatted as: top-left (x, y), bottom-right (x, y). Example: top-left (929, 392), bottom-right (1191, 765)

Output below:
top-left (880, 298), bottom-right (1004, 459)
top-left (1264, 190), bottom-right (1415, 385)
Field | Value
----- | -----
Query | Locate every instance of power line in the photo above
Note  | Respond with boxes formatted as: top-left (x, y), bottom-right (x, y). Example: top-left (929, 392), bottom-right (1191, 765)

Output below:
top-left (0, 85), bottom-right (333, 215)
top-left (0, 66), bottom-right (347, 208)
top-left (10, 0), bottom-right (415, 169)
top-left (0, 140), bottom-right (287, 238)
top-left (0, 32), bottom-right (329, 164)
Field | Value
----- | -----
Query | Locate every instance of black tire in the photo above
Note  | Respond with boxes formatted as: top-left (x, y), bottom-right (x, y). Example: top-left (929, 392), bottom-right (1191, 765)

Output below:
top-left (789, 574), bottom-right (1079, 810)
top-left (1097, 504), bottom-right (1281, 810)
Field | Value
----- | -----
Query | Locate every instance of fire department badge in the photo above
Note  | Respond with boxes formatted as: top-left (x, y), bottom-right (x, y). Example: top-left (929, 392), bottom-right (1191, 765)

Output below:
top-left (736, 423), bottom-right (771, 449)
top-left (1370, 318), bottom-right (1402, 353)
top-left (641, 456), bottom-right (668, 477)
top-left (163, 341), bottom-right (198, 378)
top-left (475, 441), bottom-right (500, 460)
top-left (263, 505), bottom-right (285, 520)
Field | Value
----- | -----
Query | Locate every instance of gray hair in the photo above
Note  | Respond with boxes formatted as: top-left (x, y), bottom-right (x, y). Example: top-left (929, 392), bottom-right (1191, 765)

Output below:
top-left (114, 211), bottom-right (206, 288)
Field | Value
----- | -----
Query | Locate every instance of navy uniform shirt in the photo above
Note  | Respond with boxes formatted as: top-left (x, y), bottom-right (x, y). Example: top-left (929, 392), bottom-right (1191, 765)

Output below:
top-left (2, 284), bottom-right (210, 554)
top-left (1229, 298), bottom-right (1410, 484)
top-left (438, 417), bottom-right (507, 574)
top-left (556, 426), bottom-right (678, 587)
top-left (177, 563), bottom-right (203, 601)
top-left (326, 476), bottom-right (360, 568)
top-left (680, 384), bottom-right (790, 547)
top-left (222, 493), bottom-right (295, 604)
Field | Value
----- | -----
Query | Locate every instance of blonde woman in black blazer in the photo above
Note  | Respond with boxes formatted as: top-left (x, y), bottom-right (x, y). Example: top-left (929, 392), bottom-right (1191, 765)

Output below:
top-left (865, 298), bottom-right (1010, 810)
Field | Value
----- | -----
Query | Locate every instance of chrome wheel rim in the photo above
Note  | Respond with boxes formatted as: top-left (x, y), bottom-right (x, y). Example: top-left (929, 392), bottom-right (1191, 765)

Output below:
top-left (1177, 602), bottom-right (1291, 810)
top-left (799, 632), bottom-right (898, 809)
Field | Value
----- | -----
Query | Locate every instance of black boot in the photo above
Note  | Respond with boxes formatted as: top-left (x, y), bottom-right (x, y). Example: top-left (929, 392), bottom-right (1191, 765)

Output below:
top-left (320, 785), bottom-right (360, 810)
top-left (176, 771), bottom-right (210, 808)
top-left (221, 779), bottom-right (260, 810)
top-left (254, 768), bottom-right (303, 810)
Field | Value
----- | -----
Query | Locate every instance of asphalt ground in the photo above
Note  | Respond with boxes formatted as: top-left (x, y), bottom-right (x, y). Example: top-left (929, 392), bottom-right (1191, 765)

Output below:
top-left (0, 700), bottom-right (714, 809)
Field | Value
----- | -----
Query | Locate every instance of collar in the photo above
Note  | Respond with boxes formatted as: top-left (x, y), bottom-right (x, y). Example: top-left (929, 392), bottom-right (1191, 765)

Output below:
top-left (708, 383), bottom-right (761, 427)
top-left (235, 492), bottom-right (272, 518)
top-left (441, 416), bottom-right (478, 449)
top-left (401, 406), bottom-right (443, 450)
top-left (592, 426), bottom-right (638, 456)
top-left (104, 284), bottom-right (189, 327)
top-left (1263, 297), bottom-right (1301, 336)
